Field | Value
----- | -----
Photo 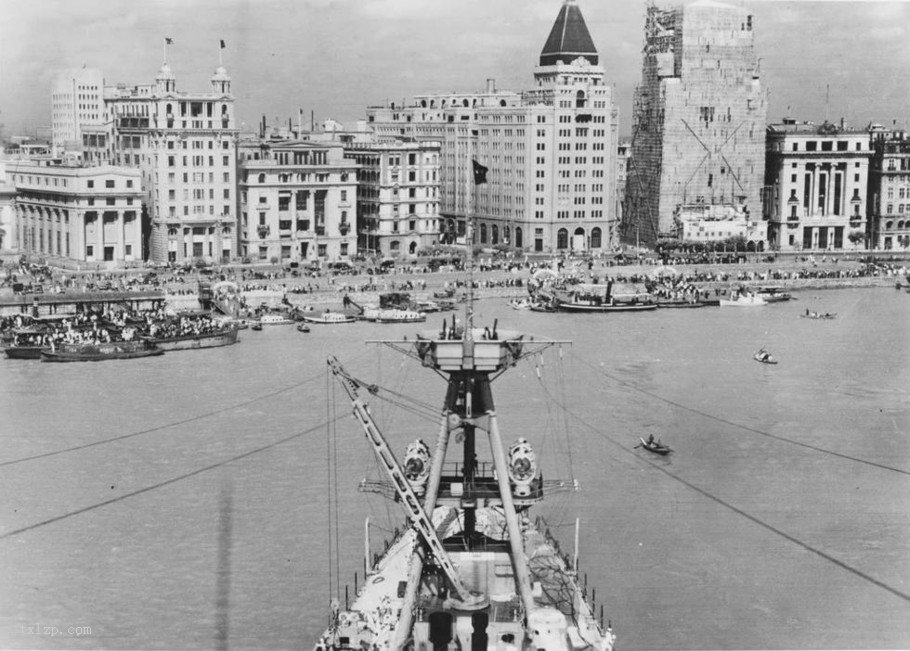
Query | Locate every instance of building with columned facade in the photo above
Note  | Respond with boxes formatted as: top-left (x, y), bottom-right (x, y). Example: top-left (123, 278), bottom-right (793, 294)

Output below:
top-left (0, 170), bottom-right (17, 254)
top-left (237, 138), bottom-right (358, 263)
top-left (7, 160), bottom-right (143, 264)
top-left (764, 119), bottom-right (870, 252)
top-left (365, 0), bottom-right (619, 254)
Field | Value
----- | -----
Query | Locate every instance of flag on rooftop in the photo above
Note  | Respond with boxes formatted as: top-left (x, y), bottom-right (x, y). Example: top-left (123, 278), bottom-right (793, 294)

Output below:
top-left (220, 39), bottom-right (226, 49)
top-left (165, 37), bottom-right (173, 44)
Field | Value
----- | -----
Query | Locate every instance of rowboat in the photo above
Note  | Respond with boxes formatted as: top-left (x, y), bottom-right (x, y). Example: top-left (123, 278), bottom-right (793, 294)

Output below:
top-left (297, 323), bottom-right (311, 333)
top-left (639, 437), bottom-right (671, 455)
top-left (753, 351), bottom-right (778, 364)
top-left (800, 311), bottom-right (836, 320)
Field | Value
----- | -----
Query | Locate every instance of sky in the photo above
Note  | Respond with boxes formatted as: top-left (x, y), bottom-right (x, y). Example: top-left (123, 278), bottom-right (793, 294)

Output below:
top-left (1, 0), bottom-right (909, 139)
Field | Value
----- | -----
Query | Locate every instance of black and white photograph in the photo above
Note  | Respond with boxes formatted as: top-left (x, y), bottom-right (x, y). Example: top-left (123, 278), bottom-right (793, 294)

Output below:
top-left (0, 0), bottom-right (908, 648)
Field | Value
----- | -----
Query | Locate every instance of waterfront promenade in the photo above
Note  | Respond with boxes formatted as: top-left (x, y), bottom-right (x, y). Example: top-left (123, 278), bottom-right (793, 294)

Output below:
top-left (3, 253), bottom-right (908, 313)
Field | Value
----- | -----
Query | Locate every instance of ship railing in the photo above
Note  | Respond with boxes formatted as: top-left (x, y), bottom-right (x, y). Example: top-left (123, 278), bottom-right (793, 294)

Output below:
top-left (359, 473), bottom-right (578, 502)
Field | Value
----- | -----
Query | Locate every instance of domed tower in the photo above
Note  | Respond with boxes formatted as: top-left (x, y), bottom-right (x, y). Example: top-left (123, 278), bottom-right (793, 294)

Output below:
top-left (211, 65), bottom-right (231, 95)
top-left (155, 63), bottom-right (176, 94)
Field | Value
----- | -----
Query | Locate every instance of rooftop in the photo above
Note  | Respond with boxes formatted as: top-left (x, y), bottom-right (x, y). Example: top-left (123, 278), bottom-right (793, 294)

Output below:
top-left (767, 119), bottom-right (868, 137)
top-left (540, 0), bottom-right (598, 67)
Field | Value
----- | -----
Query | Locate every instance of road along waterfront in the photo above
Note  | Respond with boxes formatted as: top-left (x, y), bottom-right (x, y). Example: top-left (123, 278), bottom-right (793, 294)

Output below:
top-left (0, 287), bottom-right (908, 649)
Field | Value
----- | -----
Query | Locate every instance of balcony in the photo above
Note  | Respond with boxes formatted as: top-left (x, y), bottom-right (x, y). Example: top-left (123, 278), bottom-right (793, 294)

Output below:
top-left (339, 222), bottom-right (351, 236)
top-left (256, 225), bottom-right (270, 239)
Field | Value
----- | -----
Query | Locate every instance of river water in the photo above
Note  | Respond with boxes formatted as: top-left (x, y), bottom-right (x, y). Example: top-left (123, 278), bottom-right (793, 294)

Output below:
top-left (1, 287), bottom-right (908, 649)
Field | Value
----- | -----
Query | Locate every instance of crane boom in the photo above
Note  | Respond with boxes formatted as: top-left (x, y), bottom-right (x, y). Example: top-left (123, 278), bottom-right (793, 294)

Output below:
top-left (327, 356), bottom-right (481, 607)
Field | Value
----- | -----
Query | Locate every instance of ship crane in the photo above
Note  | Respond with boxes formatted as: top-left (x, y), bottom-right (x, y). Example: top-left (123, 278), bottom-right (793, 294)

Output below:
top-left (327, 355), bottom-right (484, 610)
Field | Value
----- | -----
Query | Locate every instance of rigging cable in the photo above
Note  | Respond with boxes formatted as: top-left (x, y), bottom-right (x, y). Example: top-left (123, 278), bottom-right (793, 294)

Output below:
top-left (331, 373), bottom-right (341, 602)
top-left (569, 350), bottom-right (910, 477)
top-left (0, 417), bottom-right (343, 541)
top-left (0, 350), bottom-right (373, 469)
top-left (326, 365), bottom-right (335, 602)
top-left (532, 356), bottom-right (910, 606)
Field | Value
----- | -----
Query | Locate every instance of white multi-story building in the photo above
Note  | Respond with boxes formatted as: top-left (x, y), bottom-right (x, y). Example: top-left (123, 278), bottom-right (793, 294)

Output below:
top-left (764, 119), bottom-right (870, 251)
top-left (345, 141), bottom-right (441, 257)
top-left (7, 160), bottom-right (143, 264)
top-left (0, 164), bottom-right (16, 253)
top-left (238, 138), bottom-right (358, 263)
top-left (101, 63), bottom-right (239, 263)
top-left (365, 0), bottom-right (618, 254)
top-left (869, 128), bottom-right (910, 251)
top-left (674, 202), bottom-right (766, 245)
top-left (52, 68), bottom-right (105, 156)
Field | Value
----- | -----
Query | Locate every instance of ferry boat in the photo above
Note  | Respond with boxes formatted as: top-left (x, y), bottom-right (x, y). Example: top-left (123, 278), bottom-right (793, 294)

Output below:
top-left (41, 340), bottom-right (164, 362)
top-left (142, 325), bottom-right (238, 351)
top-left (719, 291), bottom-right (766, 307)
top-left (374, 309), bottom-right (426, 324)
top-left (301, 312), bottom-right (356, 325)
top-left (553, 281), bottom-right (657, 313)
top-left (258, 314), bottom-right (296, 326)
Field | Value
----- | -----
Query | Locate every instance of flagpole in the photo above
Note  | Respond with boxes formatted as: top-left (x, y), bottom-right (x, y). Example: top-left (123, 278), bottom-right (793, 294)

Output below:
top-left (466, 143), bottom-right (475, 339)
top-left (219, 40), bottom-right (223, 67)
top-left (163, 38), bottom-right (167, 64)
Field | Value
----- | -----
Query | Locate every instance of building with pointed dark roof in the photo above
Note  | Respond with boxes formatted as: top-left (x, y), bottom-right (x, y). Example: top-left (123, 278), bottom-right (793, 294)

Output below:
top-left (365, 0), bottom-right (619, 254)
top-left (539, 0), bottom-right (599, 66)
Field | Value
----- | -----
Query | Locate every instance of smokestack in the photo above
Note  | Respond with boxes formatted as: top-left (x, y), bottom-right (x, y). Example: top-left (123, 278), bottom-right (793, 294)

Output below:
top-left (486, 78), bottom-right (495, 93)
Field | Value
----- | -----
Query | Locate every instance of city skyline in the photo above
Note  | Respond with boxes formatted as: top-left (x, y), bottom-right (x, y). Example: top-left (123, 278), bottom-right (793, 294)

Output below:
top-left (1, 0), bottom-right (909, 139)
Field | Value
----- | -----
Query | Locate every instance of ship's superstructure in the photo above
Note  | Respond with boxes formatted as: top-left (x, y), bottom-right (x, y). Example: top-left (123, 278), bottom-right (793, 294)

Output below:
top-left (319, 309), bottom-right (614, 647)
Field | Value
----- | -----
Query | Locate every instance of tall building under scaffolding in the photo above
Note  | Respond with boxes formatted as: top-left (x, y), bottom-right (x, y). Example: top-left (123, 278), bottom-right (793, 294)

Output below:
top-left (624, 0), bottom-right (767, 248)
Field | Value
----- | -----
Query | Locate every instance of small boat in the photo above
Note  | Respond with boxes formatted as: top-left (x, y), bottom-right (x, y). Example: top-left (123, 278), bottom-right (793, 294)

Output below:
top-left (41, 341), bottom-right (164, 362)
top-left (655, 300), bottom-right (708, 309)
top-left (756, 286), bottom-right (793, 302)
top-left (639, 437), bottom-right (671, 455)
top-left (251, 322), bottom-right (263, 331)
top-left (719, 291), bottom-right (766, 307)
top-left (753, 350), bottom-right (778, 364)
top-left (301, 312), bottom-right (356, 325)
top-left (374, 309), bottom-right (426, 324)
top-left (258, 314), bottom-right (295, 326)
top-left (4, 343), bottom-right (48, 359)
top-left (296, 323), bottom-right (310, 333)
top-left (510, 298), bottom-right (533, 310)
top-left (800, 310), bottom-right (836, 320)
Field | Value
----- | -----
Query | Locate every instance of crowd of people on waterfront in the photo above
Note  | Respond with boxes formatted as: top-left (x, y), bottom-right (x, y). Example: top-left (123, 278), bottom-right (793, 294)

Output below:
top-left (147, 314), bottom-right (229, 340)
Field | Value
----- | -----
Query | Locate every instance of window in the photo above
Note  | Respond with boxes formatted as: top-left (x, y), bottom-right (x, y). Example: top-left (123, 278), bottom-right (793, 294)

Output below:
top-left (87, 180), bottom-right (94, 188)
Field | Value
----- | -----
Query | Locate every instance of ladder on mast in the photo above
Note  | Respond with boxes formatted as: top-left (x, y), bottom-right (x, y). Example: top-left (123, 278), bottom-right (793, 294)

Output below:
top-left (327, 356), bottom-right (481, 607)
